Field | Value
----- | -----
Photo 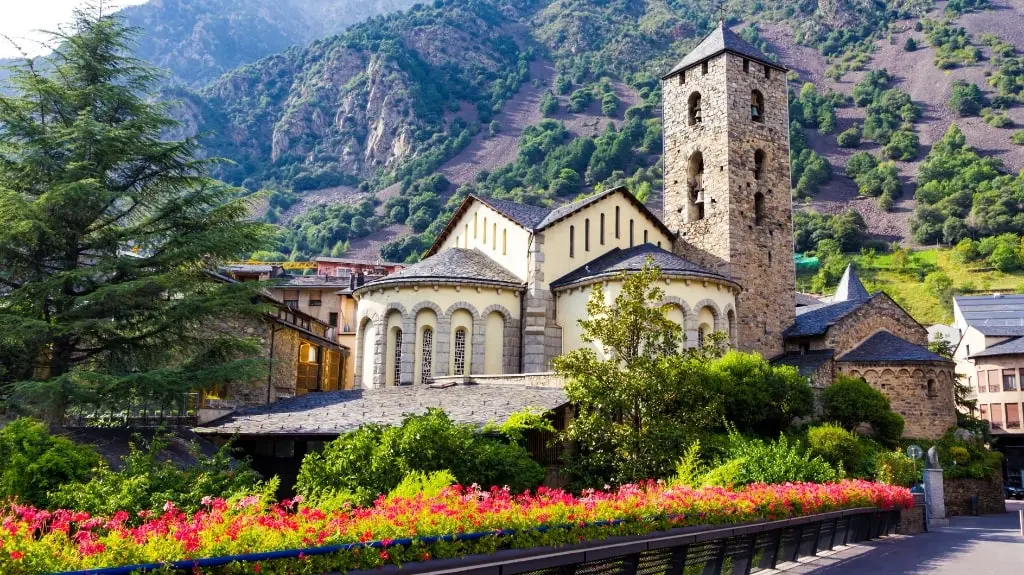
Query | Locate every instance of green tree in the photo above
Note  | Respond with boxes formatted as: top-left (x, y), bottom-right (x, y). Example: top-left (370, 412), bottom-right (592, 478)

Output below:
top-left (0, 10), bottom-right (272, 420)
top-left (540, 90), bottom-right (559, 117)
top-left (837, 125), bottom-right (861, 148)
top-left (904, 37), bottom-right (918, 51)
top-left (948, 80), bottom-right (985, 116)
top-left (924, 271), bottom-right (954, 307)
top-left (0, 418), bottom-right (102, 508)
top-left (822, 376), bottom-right (905, 444)
top-left (553, 261), bottom-right (721, 486)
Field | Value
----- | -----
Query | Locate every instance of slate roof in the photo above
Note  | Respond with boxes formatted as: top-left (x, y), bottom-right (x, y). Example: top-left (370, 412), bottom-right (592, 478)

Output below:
top-left (356, 248), bottom-right (523, 291)
top-left (837, 331), bottom-right (949, 363)
top-left (664, 22), bottom-right (785, 79)
top-left (784, 296), bottom-right (873, 338)
top-left (193, 384), bottom-right (568, 437)
top-left (773, 350), bottom-right (834, 378)
top-left (974, 325), bottom-right (1024, 337)
top-left (549, 243), bottom-right (732, 289)
top-left (834, 265), bottom-right (870, 302)
top-left (955, 294), bottom-right (1024, 327)
top-left (276, 274), bottom-right (353, 288)
top-left (970, 336), bottom-right (1024, 358)
top-left (795, 292), bottom-right (823, 307)
top-left (473, 195), bottom-right (551, 230)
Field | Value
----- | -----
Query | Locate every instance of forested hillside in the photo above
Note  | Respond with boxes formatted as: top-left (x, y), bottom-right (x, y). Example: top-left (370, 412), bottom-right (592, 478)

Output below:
top-left (16, 0), bottom-right (1017, 265)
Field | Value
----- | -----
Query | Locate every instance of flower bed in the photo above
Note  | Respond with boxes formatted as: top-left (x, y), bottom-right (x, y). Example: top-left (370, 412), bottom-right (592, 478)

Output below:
top-left (1, 480), bottom-right (912, 575)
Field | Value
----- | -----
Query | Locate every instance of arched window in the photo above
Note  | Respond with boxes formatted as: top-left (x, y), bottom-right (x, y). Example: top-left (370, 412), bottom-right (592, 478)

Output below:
top-left (697, 326), bottom-right (706, 347)
top-left (643, 229), bottom-right (649, 244)
top-left (754, 149), bottom-right (765, 180)
top-left (392, 329), bottom-right (403, 386)
top-left (483, 217), bottom-right (488, 242)
top-left (751, 90), bottom-right (765, 123)
top-left (453, 328), bottom-right (467, 376)
top-left (687, 151), bottom-right (705, 221)
top-left (492, 223), bottom-right (497, 250)
top-left (688, 92), bottom-right (702, 126)
top-left (754, 192), bottom-right (765, 226)
top-left (420, 327), bottom-right (433, 383)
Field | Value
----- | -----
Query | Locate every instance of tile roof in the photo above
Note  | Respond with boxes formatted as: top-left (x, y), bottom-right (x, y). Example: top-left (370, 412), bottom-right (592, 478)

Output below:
top-left (837, 331), bottom-right (949, 363)
top-left (833, 265), bottom-right (870, 302)
top-left (970, 336), bottom-right (1024, 358)
top-left (795, 292), bottom-right (823, 307)
top-left (772, 350), bottom-right (834, 378)
top-left (784, 297), bottom-right (872, 338)
top-left (665, 22), bottom-right (783, 78)
top-left (193, 384), bottom-right (568, 437)
top-left (358, 248), bottom-right (523, 290)
top-left (473, 195), bottom-right (551, 230)
top-left (955, 294), bottom-right (1024, 327)
top-left (550, 244), bottom-right (731, 289)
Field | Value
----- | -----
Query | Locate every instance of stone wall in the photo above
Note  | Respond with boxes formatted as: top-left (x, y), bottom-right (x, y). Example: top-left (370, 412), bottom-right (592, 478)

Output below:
top-left (831, 295), bottom-right (928, 355)
top-left (836, 360), bottom-right (957, 439)
top-left (897, 500), bottom-right (925, 535)
top-left (662, 51), bottom-right (794, 359)
top-left (944, 476), bottom-right (1006, 516)
top-left (205, 314), bottom-right (302, 408)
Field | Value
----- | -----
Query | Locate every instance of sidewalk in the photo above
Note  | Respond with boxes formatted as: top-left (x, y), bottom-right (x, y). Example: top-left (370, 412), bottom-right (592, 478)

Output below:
top-left (768, 501), bottom-right (1024, 574)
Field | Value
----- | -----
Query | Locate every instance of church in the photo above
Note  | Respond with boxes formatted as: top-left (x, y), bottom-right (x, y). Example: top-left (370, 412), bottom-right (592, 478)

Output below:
top-left (197, 23), bottom-right (957, 449)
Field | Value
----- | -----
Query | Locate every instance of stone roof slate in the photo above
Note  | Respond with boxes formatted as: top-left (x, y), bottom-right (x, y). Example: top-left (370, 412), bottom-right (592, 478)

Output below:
top-left (358, 248), bottom-right (522, 290)
top-left (834, 265), bottom-right (870, 302)
top-left (970, 336), bottom-right (1024, 358)
top-left (954, 294), bottom-right (1024, 327)
top-left (837, 331), bottom-right (949, 363)
top-left (784, 297), bottom-right (872, 338)
top-left (772, 350), bottom-right (834, 378)
top-left (193, 384), bottom-right (568, 436)
top-left (665, 22), bottom-right (783, 78)
top-left (974, 325), bottom-right (1024, 337)
top-left (473, 195), bottom-right (551, 230)
top-left (550, 244), bottom-right (730, 289)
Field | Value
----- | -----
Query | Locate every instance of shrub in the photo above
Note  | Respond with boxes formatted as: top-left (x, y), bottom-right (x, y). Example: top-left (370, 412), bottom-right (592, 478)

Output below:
top-left (0, 418), bottom-right (102, 508)
top-left (296, 409), bottom-right (545, 506)
top-left (49, 433), bottom-right (269, 517)
top-left (904, 37), bottom-right (918, 52)
top-left (982, 108), bottom-right (1013, 128)
top-left (948, 80), bottom-right (985, 116)
top-left (875, 451), bottom-right (920, 486)
top-left (823, 376), bottom-right (905, 444)
top-left (837, 125), bottom-right (861, 148)
top-left (539, 90), bottom-right (558, 117)
top-left (1012, 131), bottom-right (1024, 145)
top-left (987, 242), bottom-right (1019, 272)
top-left (601, 92), bottom-right (619, 117)
top-left (702, 432), bottom-right (840, 488)
top-left (807, 424), bottom-right (863, 474)
top-left (387, 470), bottom-right (456, 501)
top-left (949, 446), bottom-right (970, 465)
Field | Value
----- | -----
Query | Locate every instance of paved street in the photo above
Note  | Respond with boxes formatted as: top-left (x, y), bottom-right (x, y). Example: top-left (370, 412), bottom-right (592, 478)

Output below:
top-left (769, 501), bottom-right (1024, 574)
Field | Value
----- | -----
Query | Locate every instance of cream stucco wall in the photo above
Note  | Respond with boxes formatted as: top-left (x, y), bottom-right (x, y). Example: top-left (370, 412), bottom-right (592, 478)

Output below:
top-left (356, 284), bottom-right (521, 323)
top-left (437, 201), bottom-right (532, 281)
top-left (556, 275), bottom-right (737, 360)
top-left (485, 311), bottom-right (506, 374)
top-left (540, 194), bottom-right (674, 287)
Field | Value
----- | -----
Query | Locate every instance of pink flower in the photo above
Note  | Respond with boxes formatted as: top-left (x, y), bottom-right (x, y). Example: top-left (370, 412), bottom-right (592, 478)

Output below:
top-left (10, 551), bottom-right (24, 561)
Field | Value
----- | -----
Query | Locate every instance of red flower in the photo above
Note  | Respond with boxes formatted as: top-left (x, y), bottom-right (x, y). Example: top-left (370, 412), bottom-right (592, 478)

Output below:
top-left (10, 551), bottom-right (24, 561)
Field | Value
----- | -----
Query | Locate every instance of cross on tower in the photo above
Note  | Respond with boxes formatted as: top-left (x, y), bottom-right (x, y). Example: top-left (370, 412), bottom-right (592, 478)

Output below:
top-left (718, 3), bottom-right (726, 24)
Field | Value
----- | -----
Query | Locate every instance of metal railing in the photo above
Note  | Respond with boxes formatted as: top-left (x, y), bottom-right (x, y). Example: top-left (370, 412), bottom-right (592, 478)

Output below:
top-left (62, 393), bottom-right (200, 428)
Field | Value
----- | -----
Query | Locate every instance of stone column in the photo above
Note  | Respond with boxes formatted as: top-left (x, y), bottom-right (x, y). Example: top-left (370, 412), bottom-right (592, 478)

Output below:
top-left (924, 447), bottom-right (949, 528)
top-left (503, 317), bottom-right (521, 374)
top-left (434, 316), bottom-right (451, 378)
top-left (471, 316), bottom-right (486, 375)
top-left (372, 318), bottom-right (386, 388)
top-left (400, 315), bottom-right (415, 385)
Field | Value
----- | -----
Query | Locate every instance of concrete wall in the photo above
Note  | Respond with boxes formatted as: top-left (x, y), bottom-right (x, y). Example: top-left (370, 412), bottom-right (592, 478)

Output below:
top-left (438, 201), bottom-right (532, 281)
top-left (662, 51), bottom-right (794, 359)
top-left (970, 357), bottom-right (1024, 434)
top-left (354, 284), bottom-right (522, 387)
top-left (555, 276), bottom-right (736, 359)
top-left (538, 192), bottom-right (673, 286)
top-left (835, 360), bottom-right (957, 439)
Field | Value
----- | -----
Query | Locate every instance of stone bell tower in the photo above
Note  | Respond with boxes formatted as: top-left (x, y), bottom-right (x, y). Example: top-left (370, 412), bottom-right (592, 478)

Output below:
top-left (661, 22), bottom-right (795, 358)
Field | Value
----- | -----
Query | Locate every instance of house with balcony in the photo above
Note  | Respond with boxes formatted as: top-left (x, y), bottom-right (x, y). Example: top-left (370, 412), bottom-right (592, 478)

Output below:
top-left (952, 294), bottom-right (1024, 486)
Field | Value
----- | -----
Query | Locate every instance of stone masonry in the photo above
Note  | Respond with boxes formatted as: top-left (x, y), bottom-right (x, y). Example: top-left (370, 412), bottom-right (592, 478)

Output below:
top-left (836, 361), bottom-right (957, 439)
top-left (523, 232), bottom-right (563, 372)
top-left (663, 50), bottom-right (794, 358)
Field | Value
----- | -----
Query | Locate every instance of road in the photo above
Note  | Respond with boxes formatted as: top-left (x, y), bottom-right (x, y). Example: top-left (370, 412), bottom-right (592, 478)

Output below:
top-left (772, 501), bottom-right (1024, 574)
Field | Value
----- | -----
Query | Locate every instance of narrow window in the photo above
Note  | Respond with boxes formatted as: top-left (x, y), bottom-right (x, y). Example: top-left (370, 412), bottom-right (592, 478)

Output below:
top-left (754, 149), bottom-right (765, 180)
top-left (1007, 403), bottom-right (1021, 429)
top-left (751, 90), bottom-right (764, 123)
top-left (698, 326), bottom-right (706, 346)
top-left (474, 212), bottom-right (478, 238)
top-left (464, 224), bottom-right (469, 243)
top-left (615, 206), bottom-right (621, 238)
top-left (584, 218), bottom-right (590, 251)
top-left (328, 312), bottom-right (338, 327)
top-left (502, 229), bottom-right (507, 255)
top-left (393, 329), bottom-right (403, 386)
top-left (492, 222), bottom-right (496, 249)
top-left (688, 92), bottom-right (702, 125)
top-left (629, 219), bottom-right (634, 247)
top-left (754, 192), bottom-right (765, 226)
top-left (688, 151), bottom-right (705, 222)
top-left (569, 225), bottom-right (575, 257)
top-left (679, 70), bottom-right (685, 84)
top-left (420, 327), bottom-right (433, 383)
top-left (643, 229), bottom-right (649, 244)
top-left (743, 58), bottom-right (749, 73)
top-left (600, 213), bottom-right (605, 244)
top-left (1004, 369), bottom-right (1018, 391)
top-left (927, 379), bottom-right (936, 397)
top-left (701, 61), bottom-right (708, 75)
top-left (453, 328), bottom-right (467, 376)
top-left (764, 66), bottom-right (771, 79)
top-left (483, 217), bottom-right (487, 242)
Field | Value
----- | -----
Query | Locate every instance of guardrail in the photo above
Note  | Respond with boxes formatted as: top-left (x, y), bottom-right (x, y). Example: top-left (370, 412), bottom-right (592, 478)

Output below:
top-left (56, 506), bottom-right (902, 575)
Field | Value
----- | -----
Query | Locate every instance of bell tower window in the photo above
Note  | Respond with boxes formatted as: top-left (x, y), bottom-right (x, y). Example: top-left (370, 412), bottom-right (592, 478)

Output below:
top-left (688, 92), bottom-right (702, 126)
top-left (753, 149), bottom-right (765, 180)
top-left (751, 90), bottom-right (764, 123)
top-left (687, 151), bottom-right (705, 222)
top-left (754, 192), bottom-right (765, 226)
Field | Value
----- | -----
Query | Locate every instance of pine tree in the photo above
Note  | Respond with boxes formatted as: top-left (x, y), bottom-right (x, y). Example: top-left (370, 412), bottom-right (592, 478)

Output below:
top-left (0, 7), bottom-right (273, 421)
